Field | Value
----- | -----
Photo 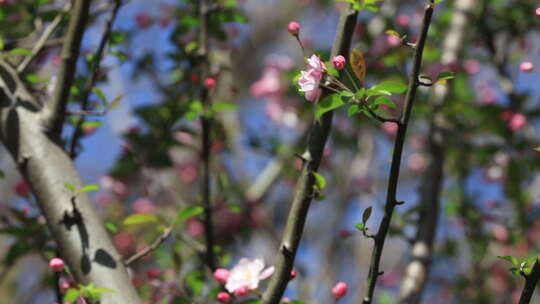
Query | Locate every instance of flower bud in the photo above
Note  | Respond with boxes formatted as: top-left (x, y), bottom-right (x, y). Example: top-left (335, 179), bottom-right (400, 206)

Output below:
top-left (216, 292), bottom-right (231, 303)
top-left (520, 61), bottom-right (535, 72)
top-left (204, 77), bottom-right (217, 89)
top-left (332, 55), bottom-right (346, 70)
top-left (332, 282), bottom-right (348, 300)
top-left (49, 258), bottom-right (65, 272)
top-left (213, 268), bottom-right (230, 285)
top-left (287, 21), bottom-right (300, 36)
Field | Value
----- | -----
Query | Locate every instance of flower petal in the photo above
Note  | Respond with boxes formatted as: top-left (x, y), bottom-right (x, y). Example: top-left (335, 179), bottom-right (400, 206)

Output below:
top-left (259, 266), bottom-right (275, 280)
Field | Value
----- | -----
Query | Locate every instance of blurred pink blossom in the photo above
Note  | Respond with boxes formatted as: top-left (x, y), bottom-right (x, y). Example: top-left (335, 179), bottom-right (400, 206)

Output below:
top-left (225, 258), bottom-right (275, 294)
top-left (508, 113), bottom-right (527, 131)
top-left (135, 13), bottom-right (153, 29)
top-left (133, 197), bottom-right (155, 214)
top-left (396, 14), bottom-right (410, 27)
top-left (251, 67), bottom-right (282, 97)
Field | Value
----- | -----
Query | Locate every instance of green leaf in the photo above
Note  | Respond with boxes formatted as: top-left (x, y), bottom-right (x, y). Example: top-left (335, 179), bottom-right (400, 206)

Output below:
top-left (175, 206), bottom-right (204, 224)
top-left (362, 206), bottom-right (373, 225)
top-left (355, 223), bottom-right (365, 230)
top-left (64, 288), bottom-right (80, 302)
top-left (92, 87), bottom-right (107, 101)
top-left (436, 71), bottom-right (455, 85)
top-left (498, 255), bottom-right (519, 266)
top-left (109, 31), bottom-right (126, 45)
top-left (315, 94), bottom-right (344, 119)
top-left (0, 36), bottom-right (4, 51)
top-left (371, 81), bottom-right (408, 94)
top-left (81, 184), bottom-right (100, 193)
top-left (123, 214), bottom-right (159, 226)
top-left (65, 183), bottom-right (77, 193)
top-left (212, 102), bottom-right (238, 112)
top-left (373, 96), bottom-right (396, 107)
top-left (105, 222), bottom-right (118, 233)
top-left (9, 48), bottom-right (33, 56)
top-left (108, 94), bottom-right (124, 110)
top-left (313, 172), bottom-right (327, 190)
top-left (340, 91), bottom-right (354, 97)
top-left (347, 105), bottom-right (361, 117)
top-left (385, 29), bottom-right (401, 38)
top-left (535, 146), bottom-right (540, 152)
top-left (326, 66), bottom-right (339, 77)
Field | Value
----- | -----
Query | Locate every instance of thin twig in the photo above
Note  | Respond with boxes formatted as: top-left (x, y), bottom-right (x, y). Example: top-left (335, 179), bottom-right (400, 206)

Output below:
top-left (124, 226), bottom-right (173, 266)
top-left (42, 0), bottom-right (91, 138)
top-left (518, 260), bottom-right (540, 304)
top-left (198, 0), bottom-right (217, 272)
top-left (69, 0), bottom-right (123, 158)
top-left (17, 3), bottom-right (72, 73)
top-left (260, 5), bottom-right (358, 304)
top-left (362, 2), bottom-right (435, 304)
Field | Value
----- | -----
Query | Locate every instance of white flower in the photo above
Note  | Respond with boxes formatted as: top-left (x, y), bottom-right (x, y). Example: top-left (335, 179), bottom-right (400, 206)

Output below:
top-left (225, 258), bottom-right (275, 294)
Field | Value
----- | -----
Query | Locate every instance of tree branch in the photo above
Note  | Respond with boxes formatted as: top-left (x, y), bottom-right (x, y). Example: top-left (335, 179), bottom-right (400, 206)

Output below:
top-left (398, 1), bottom-right (476, 303)
top-left (198, 0), bottom-right (217, 271)
top-left (68, 0), bottom-right (123, 158)
top-left (362, 2), bottom-right (435, 303)
top-left (42, 0), bottom-right (91, 139)
top-left (519, 260), bottom-right (540, 304)
top-left (260, 6), bottom-right (358, 304)
top-left (124, 226), bottom-right (173, 266)
top-left (17, 3), bottom-right (72, 73)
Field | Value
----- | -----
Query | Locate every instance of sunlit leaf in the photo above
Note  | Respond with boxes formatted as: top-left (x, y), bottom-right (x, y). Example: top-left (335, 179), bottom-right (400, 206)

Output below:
top-left (123, 214), bottom-right (159, 226)
top-left (350, 49), bottom-right (366, 86)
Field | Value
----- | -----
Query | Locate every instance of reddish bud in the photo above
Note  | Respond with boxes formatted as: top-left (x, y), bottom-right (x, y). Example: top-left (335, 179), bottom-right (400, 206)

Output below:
top-left (204, 77), bottom-right (217, 89)
top-left (332, 282), bottom-right (348, 300)
top-left (332, 55), bottom-right (346, 70)
top-left (146, 268), bottom-right (162, 279)
top-left (213, 268), bottom-right (230, 285)
top-left (234, 286), bottom-right (250, 297)
top-left (290, 269), bottom-right (297, 279)
top-left (49, 258), bottom-right (65, 272)
top-left (15, 180), bottom-right (30, 197)
top-left (287, 21), bottom-right (300, 36)
top-left (216, 292), bottom-right (231, 303)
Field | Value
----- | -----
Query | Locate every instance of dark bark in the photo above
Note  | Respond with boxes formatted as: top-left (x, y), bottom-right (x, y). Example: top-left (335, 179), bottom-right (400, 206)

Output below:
top-left (261, 6), bottom-right (358, 304)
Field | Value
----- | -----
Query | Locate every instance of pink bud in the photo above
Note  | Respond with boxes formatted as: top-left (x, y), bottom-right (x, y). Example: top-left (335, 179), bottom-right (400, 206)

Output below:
top-left (332, 282), bottom-right (348, 300)
top-left (281, 297), bottom-right (292, 303)
top-left (332, 55), bottom-right (346, 70)
top-left (234, 286), bottom-right (250, 297)
top-left (58, 276), bottom-right (72, 292)
top-left (204, 77), bottom-right (217, 89)
top-left (216, 292), bottom-right (231, 303)
top-left (213, 268), bottom-right (230, 285)
top-left (290, 269), bottom-right (297, 279)
top-left (520, 61), bottom-right (535, 72)
top-left (287, 21), bottom-right (300, 36)
top-left (396, 14), bottom-right (410, 27)
top-left (508, 113), bottom-right (527, 131)
top-left (49, 258), bottom-right (65, 272)
top-left (536, 7), bottom-right (540, 18)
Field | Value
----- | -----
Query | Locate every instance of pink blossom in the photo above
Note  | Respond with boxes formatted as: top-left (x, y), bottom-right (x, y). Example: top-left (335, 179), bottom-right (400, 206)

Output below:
top-left (204, 77), bottom-right (217, 89)
top-left (213, 268), bottom-right (231, 285)
top-left (49, 258), bottom-right (65, 272)
top-left (332, 55), bottom-right (346, 70)
top-left (216, 292), bottom-right (232, 303)
top-left (382, 122), bottom-right (398, 136)
top-left (407, 153), bottom-right (427, 172)
top-left (464, 59), bottom-right (480, 75)
top-left (492, 224), bottom-right (509, 242)
top-left (135, 13), bottom-right (153, 29)
top-left (133, 197), bottom-right (155, 214)
top-left (251, 67), bottom-right (282, 97)
top-left (225, 258), bottom-right (275, 294)
top-left (396, 14), bottom-right (410, 27)
top-left (187, 219), bottom-right (204, 237)
top-left (287, 21), bottom-right (300, 36)
top-left (298, 55), bottom-right (326, 102)
top-left (508, 113), bottom-right (527, 131)
top-left (536, 7), bottom-right (540, 18)
top-left (520, 61), bottom-right (535, 72)
top-left (386, 34), bottom-right (402, 47)
top-left (332, 282), bottom-right (348, 300)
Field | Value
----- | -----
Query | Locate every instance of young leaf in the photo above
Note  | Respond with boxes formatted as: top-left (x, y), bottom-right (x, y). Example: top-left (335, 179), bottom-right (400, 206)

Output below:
top-left (123, 214), bottom-right (159, 226)
top-left (64, 288), bottom-right (80, 302)
top-left (175, 206), bottom-right (204, 224)
top-left (436, 71), bottom-right (455, 85)
top-left (313, 172), bottom-right (327, 190)
top-left (371, 81), bottom-right (408, 94)
top-left (350, 49), bottom-right (366, 85)
top-left (315, 94), bottom-right (344, 119)
top-left (65, 183), bottom-right (77, 193)
top-left (81, 184), bottom-right (100, 193)
top-left (347, 105), bottom-right (361, 117)
top-left (362, 206), bottom-right (373, 225)
top-left (498, 255), bottom-right (519, 266)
